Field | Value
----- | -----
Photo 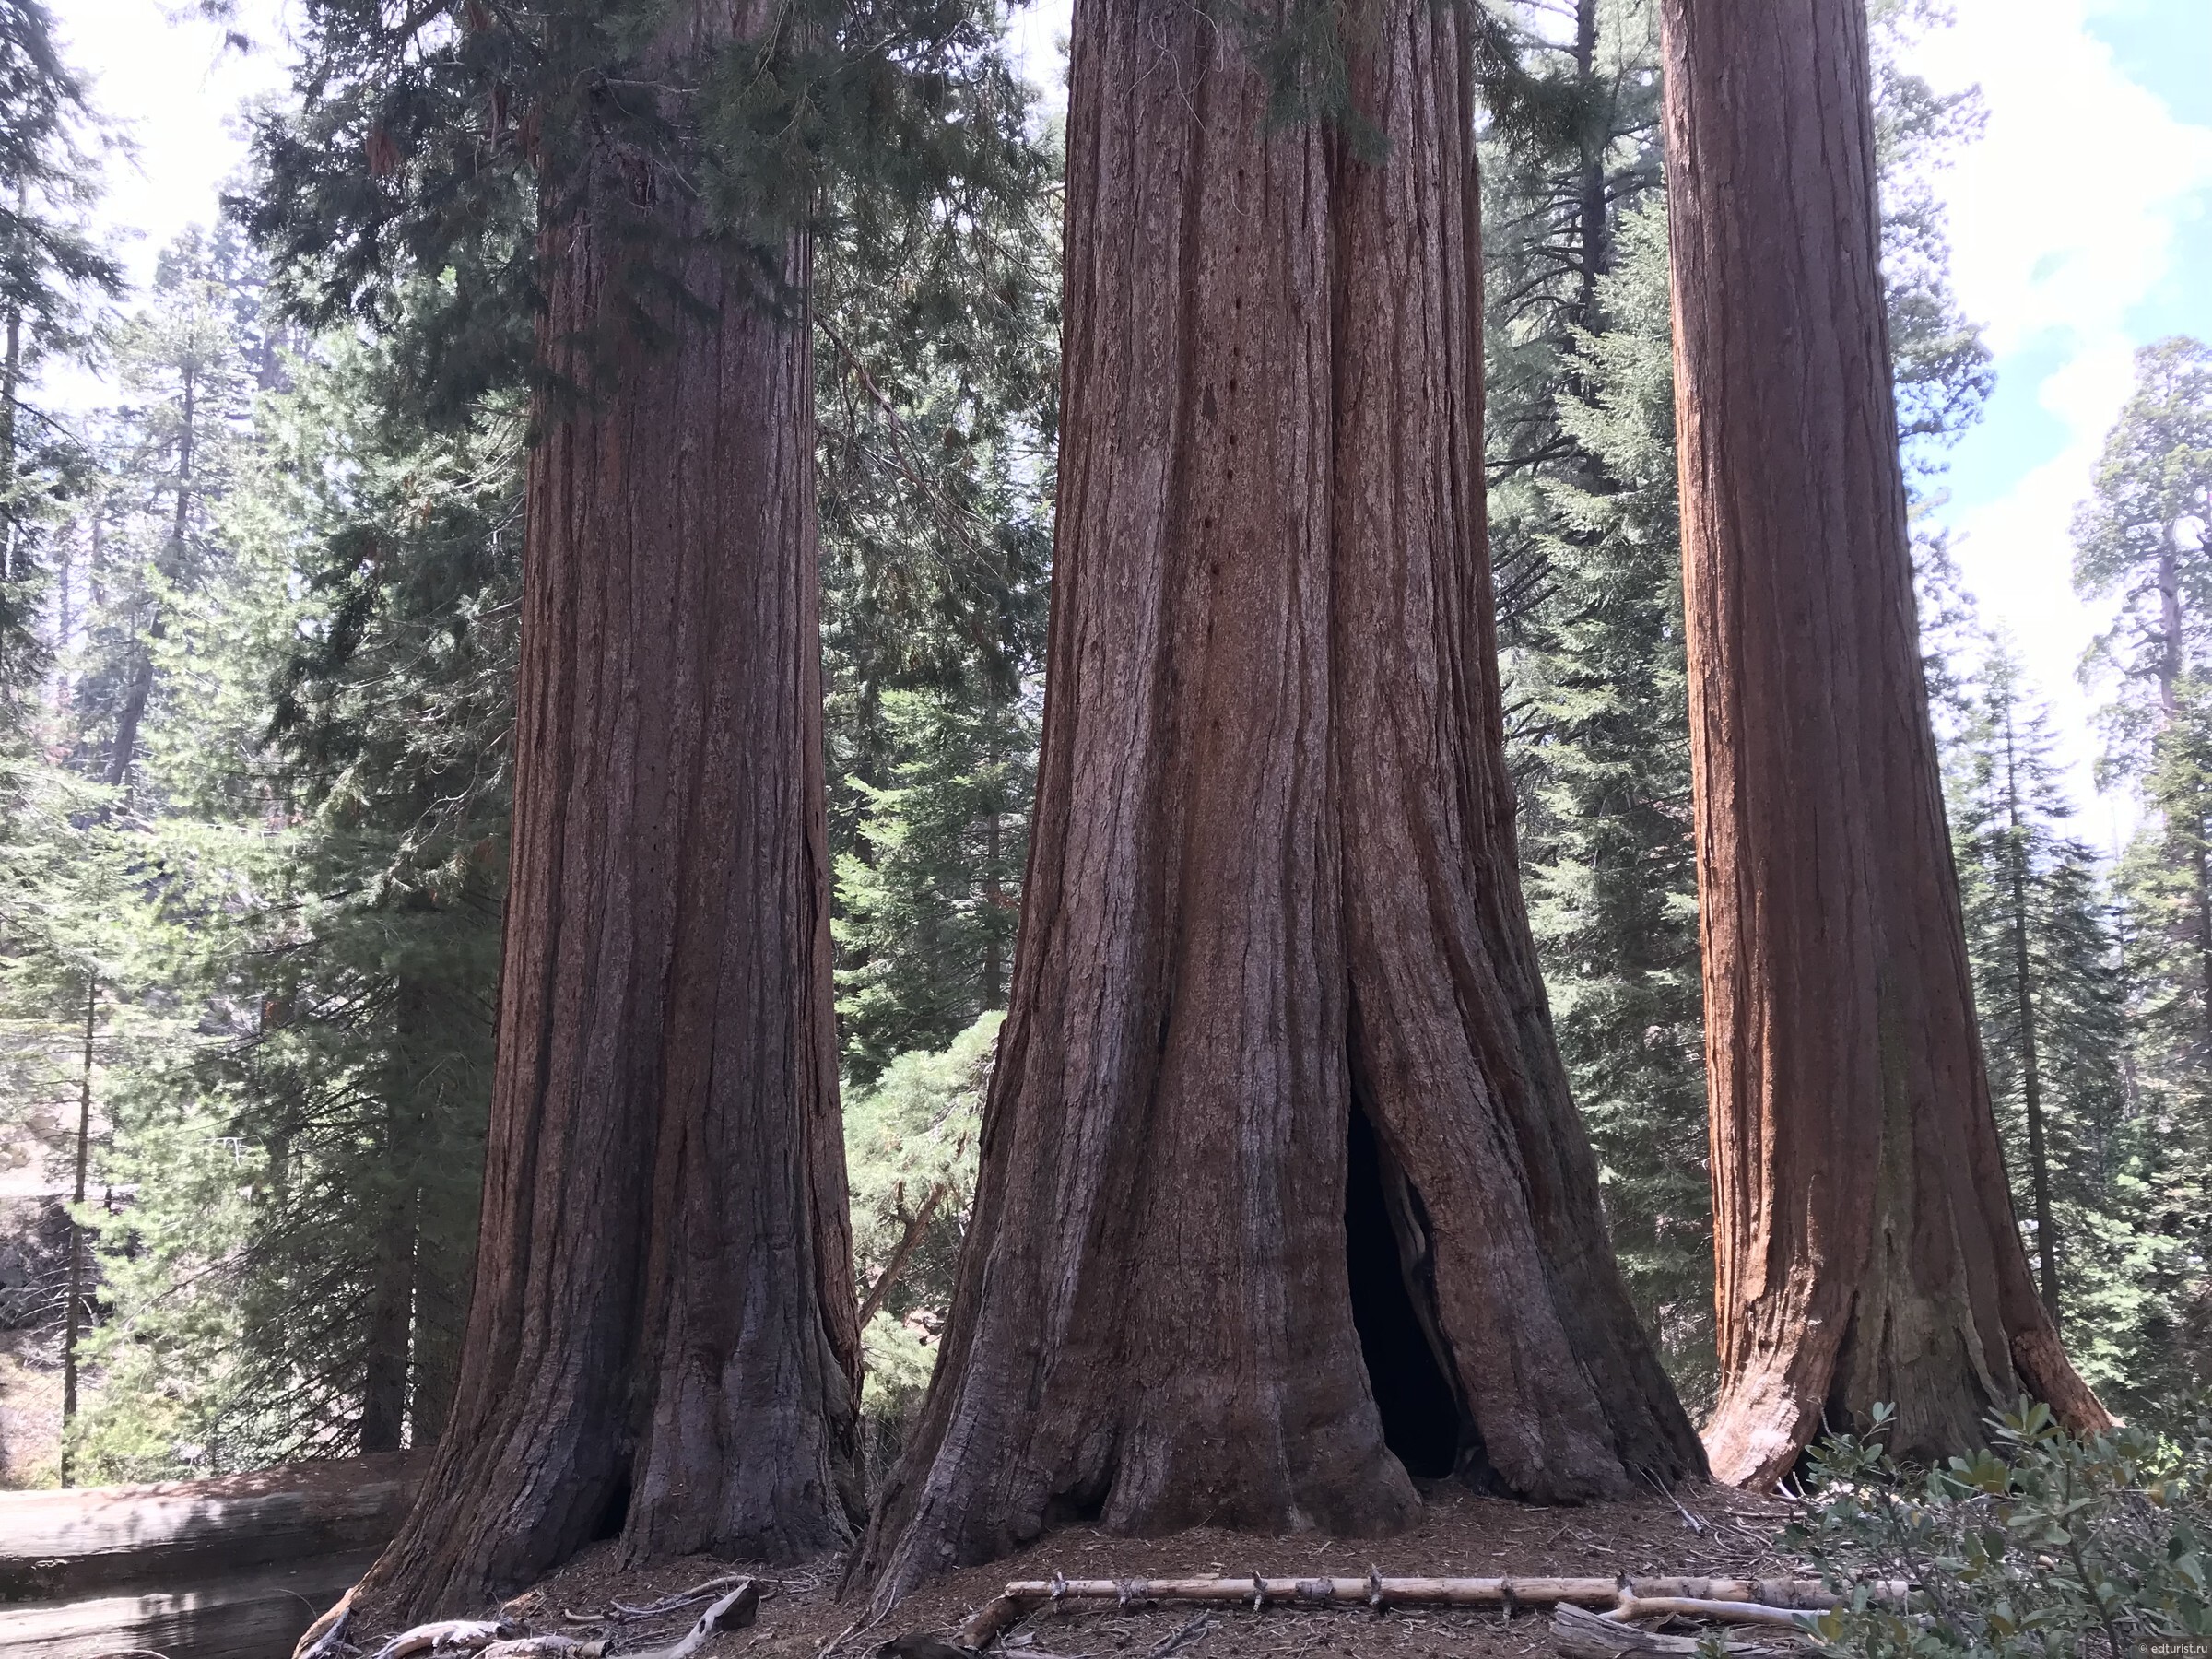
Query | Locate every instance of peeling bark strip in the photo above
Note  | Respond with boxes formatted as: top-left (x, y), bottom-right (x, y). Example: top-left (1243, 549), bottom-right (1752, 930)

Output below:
top-left (856, 0), bottom-right (1700, 1605)
top-left (1658, 0), bottom-right (2108, 1486)
top-left (354, 0), bottom-right (861, 1621)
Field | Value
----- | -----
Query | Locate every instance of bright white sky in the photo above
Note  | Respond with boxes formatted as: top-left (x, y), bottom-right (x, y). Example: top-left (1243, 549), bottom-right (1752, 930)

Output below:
top-left (49, 0), bottom-right (2212, 841)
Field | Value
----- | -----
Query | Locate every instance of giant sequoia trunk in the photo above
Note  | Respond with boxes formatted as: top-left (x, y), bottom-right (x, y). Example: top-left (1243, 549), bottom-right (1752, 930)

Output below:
top-left (1660, 0), bottom-right (2108, 1488)
top-left (356, 4), bottom-right (863, 1619)
top-left (856, 0), bottom-right (1702, 1606)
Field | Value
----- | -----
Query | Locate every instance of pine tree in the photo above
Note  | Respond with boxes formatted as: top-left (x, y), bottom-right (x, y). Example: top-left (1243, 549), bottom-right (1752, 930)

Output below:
top-left (2111, 685), bottom-right (2212, 1394)
top-left (813, 112), bottom-right (1059, 1085)
top-left (835, 684), bottom-right (1035, 1085)
top-left (2073, 337), bottom-right (2212, 1397)
top-left (0, 0), bottom-right (118, 719)
top-left (2075, 338), bottom-right (2212, 749)
top-left (71, 228), bottom-right (260, 801)
top-left (1517, 202), bottom-right (1712, 1408)
top-left (1943, 645), bottom-right (2191, 1412)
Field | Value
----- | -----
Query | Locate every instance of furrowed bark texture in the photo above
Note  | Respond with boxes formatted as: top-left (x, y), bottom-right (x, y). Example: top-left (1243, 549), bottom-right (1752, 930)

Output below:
top-left (359, 3), bottom-right (862, 1618)
top-left (856, 0), bottom-right (1701, 1606)
top-left (1659, 0), bottom-right (2108, 1488)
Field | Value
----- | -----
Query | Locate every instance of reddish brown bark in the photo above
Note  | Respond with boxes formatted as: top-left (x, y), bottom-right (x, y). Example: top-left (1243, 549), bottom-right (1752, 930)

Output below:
top-left (356, 3), bottom-right (862, 1618)
top-left (855, 0), bottom-right (1701, 1606)
top-left (1660, 0), bottom-right (2108, 1488)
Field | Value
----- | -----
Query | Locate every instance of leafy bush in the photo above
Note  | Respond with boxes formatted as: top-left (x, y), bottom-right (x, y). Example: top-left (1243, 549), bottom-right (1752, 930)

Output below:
top-left (843, 1011), bottom-right (998, 1479)
top-left (1790, 1398), bottom-right (2212, 1658)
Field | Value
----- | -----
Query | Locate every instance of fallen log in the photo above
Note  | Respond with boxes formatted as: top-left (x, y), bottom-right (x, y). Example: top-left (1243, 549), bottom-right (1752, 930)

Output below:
top-left (953, 1574), bottom-right (1904, 1641)
top-left (0, 1451), bottom-right (429, 1605)
top-left (0, 1547), bottom-right (379, 1659)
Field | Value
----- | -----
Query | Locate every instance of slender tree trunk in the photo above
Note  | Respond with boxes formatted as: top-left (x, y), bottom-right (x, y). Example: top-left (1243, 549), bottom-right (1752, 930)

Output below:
top-left (106, 368), bottom-right (196, 791)
top-left (2002, 712), bottom-right (2061, 1325)
top-left (0, 292), bottom-right (19, 689)
top-left (53, 518), bottom-right (72, 709)
top-left (60, 977), bottom-right (96, 1488)
top-left (359, 1098), bottom-right (419, 1455)
top-left (2, 297), bottom-right (21, 501)
top-left (357, 2), bottom-right (860, 1619)
top-left (2159, 542), bottom-right (2182, 720)
top-left (1663, 0), bottom-right (2107, 1488)
top-left (856, 0), bottom-right (1700, 1606)
top-left (1571, 0), bottom-right (1607, 330)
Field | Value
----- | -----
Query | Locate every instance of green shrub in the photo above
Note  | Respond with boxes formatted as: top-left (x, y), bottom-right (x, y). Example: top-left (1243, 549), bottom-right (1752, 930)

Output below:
top-left (843, 1011), bottom-right (998, 1481)
top-left (1789, 1398), bottom-right (2212, 1657)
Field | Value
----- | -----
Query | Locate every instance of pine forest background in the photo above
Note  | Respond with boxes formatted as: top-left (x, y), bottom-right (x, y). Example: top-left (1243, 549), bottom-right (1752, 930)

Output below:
top-left (0, 0), bottom-right (2206, 1487)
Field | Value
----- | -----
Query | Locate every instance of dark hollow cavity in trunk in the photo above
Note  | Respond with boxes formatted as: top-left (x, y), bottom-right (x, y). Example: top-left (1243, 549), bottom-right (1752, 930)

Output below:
top-left (1344, 1108), bottom-right (1467, 1483)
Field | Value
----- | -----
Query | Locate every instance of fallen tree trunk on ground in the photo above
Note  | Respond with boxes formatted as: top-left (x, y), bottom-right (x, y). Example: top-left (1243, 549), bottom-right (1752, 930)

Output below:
top-left (0, 1453), bottom-right (429, 1659)
top-left (0, 1450), bottom-right (429, 1604)
top-left (935, 1573), bottom-right (1909, 1653)
top-left (956, 1574), bottom-right (1903, 1639)
top-left (0, 1548), bottom-right (380, 1659)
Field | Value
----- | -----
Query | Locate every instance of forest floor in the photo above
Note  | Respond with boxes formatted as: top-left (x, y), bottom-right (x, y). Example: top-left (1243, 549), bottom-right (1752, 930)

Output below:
top-left (437, 1484), bottom-right (1806, 1659)
top-left (0, 1327), bottom-right (61, 1487)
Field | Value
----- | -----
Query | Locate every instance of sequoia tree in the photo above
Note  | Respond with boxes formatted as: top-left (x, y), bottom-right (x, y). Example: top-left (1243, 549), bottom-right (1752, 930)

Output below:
top-left (1659, 0), bottom-right (2107, 1486)
top-left (347, 0), bottom-right (864, 1618)
top-left (856, 0), bottom-right (1702, 1605)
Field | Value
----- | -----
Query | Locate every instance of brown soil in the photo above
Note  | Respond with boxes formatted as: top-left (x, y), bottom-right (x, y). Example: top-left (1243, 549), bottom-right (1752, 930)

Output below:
top-left (348, 1485), bottom-right (1806, 1659)
top-left (0, 1327), bottom-right (62, 1488)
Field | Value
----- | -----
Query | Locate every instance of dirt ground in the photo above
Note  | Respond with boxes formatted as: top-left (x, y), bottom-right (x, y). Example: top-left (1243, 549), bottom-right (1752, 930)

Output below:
top-left (366, 1484), bottom-right (1808, 1659)
top-left (0, 1326), bottom-right (61, 1488)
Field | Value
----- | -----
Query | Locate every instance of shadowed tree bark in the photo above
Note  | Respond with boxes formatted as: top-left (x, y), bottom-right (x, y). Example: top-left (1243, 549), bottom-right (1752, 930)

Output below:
top-left (855, 0), bottom-right (1702, 1606)
top-left (353, 0), bottom-right (863, 1619)
top-left (1659, 0), bottom-right (2109, 1488)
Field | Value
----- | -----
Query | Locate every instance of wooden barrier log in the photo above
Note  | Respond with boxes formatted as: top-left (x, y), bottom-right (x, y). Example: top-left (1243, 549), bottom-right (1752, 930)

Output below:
top-left (0, 1547), bottom-right (379, 1659)
top-left (0, 1451), bottom-right (428, 1605)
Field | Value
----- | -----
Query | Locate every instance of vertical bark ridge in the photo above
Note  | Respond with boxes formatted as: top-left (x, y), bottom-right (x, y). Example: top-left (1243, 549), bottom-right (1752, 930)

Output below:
top-left (1662, 0), bottom-right (2108, 1488)
top-left (856, 0), bottom-right (1700, 1609)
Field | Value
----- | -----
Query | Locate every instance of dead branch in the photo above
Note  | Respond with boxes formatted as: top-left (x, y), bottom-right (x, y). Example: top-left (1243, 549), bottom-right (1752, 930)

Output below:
top-left (1552, 1603), bottom-right (1791, 1657)
top-left (478, 1641), bottom-right (606, 1658)
top-left (616, 1583), bottom-right (759, 1659)
top-left (561, 1571), bottom-right (756, 1626)
top-left (295, 1593), bottom-right (358, 1659)
top-left (369, 1618), bottom-right (516, 1659)
top-left (951, 1595), bottom-right (1029, 1651)
top-left (858, 1184), bottom-right (947, 1329)
top-left (1143, 1611), bottom-right (1215, 1659)
top-left (1606, 1596), bottom-right (1813, 1631)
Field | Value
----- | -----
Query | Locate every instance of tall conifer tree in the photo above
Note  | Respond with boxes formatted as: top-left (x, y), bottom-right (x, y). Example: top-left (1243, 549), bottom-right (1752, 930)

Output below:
top-left (859, 0), bottom-right (1701, 1604)
top-left (1661, 0), bottom-right (2104, 1485)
